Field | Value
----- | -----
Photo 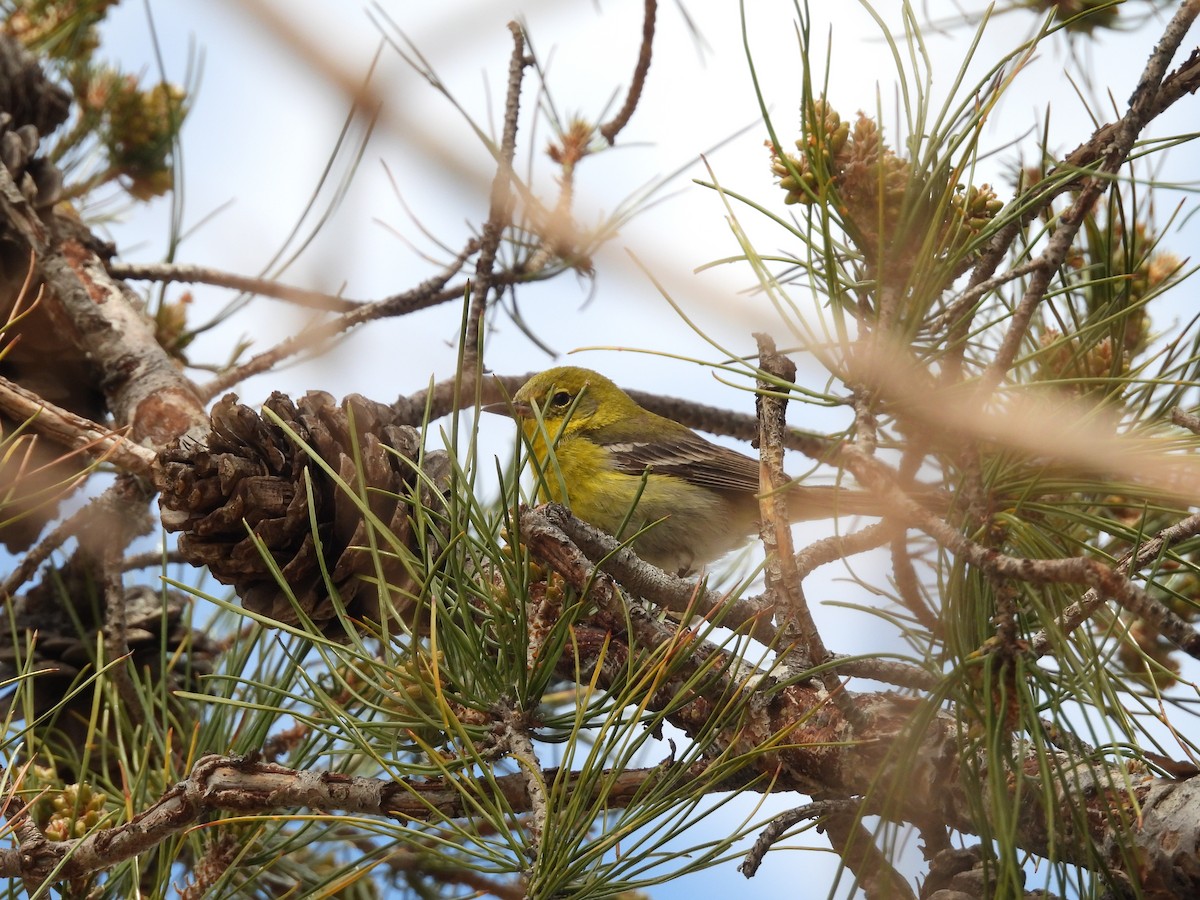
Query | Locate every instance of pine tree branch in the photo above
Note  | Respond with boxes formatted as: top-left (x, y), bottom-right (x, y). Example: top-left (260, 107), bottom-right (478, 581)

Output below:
top-left (108, 261), bottom-right (359, 312)
top-left (979, 1), bottom-right (1200, 392)
top-left (0, 172), bottom-right (210, 455)
top-left (0, 754), bottom-right (728, 887)
top-left (197, 239), bottom-right (483, 400)
top-left (598, 0), bottom-right (656, 144)
top-left (520, 505), bottom-right (1200, 894)
top-left (0, 374), bottom-right (158, 476)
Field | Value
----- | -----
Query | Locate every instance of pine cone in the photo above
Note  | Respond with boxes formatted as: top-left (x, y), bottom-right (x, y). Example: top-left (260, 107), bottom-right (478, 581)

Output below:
top-left (0, 555), bottom-right (217, 776)
top-left (0, 33), bottom-right (70, 136)
top-left (0, 111), bottom-right (62, 209)
top-left (0, 34), bottom-right (67, 210)
top-left (159, 392), bottom-right (453, 637)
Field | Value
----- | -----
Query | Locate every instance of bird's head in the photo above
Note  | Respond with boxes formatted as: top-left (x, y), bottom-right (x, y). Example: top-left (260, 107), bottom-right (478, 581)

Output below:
top-left (507, 366), bottom-right (636, 441)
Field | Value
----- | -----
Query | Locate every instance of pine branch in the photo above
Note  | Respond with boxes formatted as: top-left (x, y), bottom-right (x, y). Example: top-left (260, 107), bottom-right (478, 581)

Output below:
top-left (0, 754), bottom-right (731, 887)
top-left (521, 504), bottom-right (1200, 894)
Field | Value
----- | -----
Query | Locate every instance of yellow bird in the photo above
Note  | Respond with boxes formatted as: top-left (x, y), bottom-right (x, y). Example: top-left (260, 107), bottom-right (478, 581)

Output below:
top-left (506, 366), bottom-right (883, 574)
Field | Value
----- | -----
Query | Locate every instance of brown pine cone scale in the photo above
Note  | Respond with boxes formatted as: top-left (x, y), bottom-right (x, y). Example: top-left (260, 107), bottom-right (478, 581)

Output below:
top-left (159, 391), bottom-right (452, 637)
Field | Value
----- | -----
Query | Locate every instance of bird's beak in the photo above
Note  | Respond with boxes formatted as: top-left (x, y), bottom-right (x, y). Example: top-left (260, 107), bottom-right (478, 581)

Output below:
top-left (482, 400), bottom-right (532, 418)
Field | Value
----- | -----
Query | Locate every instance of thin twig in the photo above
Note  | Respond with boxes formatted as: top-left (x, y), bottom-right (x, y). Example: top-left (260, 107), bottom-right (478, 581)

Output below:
top-left (754, 337), bottom-right (828, 678)
top-left (933, 255), bottom-right (1048, 342)
top-left (599, 0), bottom-right (657, 144)
top-left (793, 520), bottom-right (896, 580)
top-left (108, 261), bottom-right (358, 312)
top-left (827, 655), bottom-right (938, 691)
top-left (198, 240), bottom-right (480, 400)
top-left (754, 336), bottom-right (859, 728)
top-left (740, 799), bottom-right (861, 878)
top-left (121, 549), bottom-right (186, 572)
top-left (462, 22), bottom-right (528, 371)
top-left (980, 0), bottom-right (1200, 392)
top-left (1030, 511), bottom-right (1200, 658)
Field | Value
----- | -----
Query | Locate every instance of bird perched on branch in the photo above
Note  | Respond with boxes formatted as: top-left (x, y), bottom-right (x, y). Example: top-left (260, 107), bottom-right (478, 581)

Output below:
top-left (500, 366), bottom-right (893, 575)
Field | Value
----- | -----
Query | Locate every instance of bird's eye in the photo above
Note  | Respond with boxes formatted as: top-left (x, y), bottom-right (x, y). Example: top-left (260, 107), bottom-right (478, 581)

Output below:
top-left (550, 390), bottom-right (571, 408)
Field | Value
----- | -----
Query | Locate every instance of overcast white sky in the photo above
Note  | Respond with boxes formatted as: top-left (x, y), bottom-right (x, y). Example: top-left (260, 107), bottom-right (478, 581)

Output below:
top-left (88, 1), bottom-right (1200, 895)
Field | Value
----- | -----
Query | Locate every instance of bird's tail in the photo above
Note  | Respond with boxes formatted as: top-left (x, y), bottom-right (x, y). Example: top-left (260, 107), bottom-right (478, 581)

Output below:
top-left (782, 483), bottom-right (947, 522)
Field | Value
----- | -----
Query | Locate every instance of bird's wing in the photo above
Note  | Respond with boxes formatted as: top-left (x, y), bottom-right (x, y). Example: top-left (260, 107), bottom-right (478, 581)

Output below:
top-left (604, 432), bottom-right (761, 493)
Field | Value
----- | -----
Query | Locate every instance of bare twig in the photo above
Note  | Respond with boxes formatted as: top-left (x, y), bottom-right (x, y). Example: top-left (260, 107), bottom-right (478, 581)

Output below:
top-left (599, 0), bottom-right (657, 144)
top-left (827, 655), bottom-right (938, 691)
top-left (754, 337), bottom-right (832, 674)
top-left (462, 22), bottom-right (528, 372)
top-left (108, 261), bottom-right (357, 312)
top-left (496, 705), bottom-right (547, 859)
top-left (980, 1), bottom-right (1200, 392)
top-left (121, 549), bottom-right (186, 572)
top-left (933, 254), bottom-right (1048, 343)
top-left (793, 521), bottom-right (896, 580)
top-left (1171, 406), bottom-right (1200, 435)
top-left (198, 240), bottom-right (480, 400)
top-left (1030, 511), bottom-right (1200, 658)
top-left (0, 752), bottom-right (720, 887)
top-left (740, 798), bottom-right (860, 878)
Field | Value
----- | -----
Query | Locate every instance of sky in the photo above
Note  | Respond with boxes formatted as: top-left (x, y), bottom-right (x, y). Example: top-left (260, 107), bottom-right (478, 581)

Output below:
top-left (83, 1), bottom-right (1200, 896)
top-left (96, 0), bottom-right (1197, 397)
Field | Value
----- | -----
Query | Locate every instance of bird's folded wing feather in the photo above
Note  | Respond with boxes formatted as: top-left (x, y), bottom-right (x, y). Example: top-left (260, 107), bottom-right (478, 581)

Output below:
top-left (604, 433), bottom-right (761, 493)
